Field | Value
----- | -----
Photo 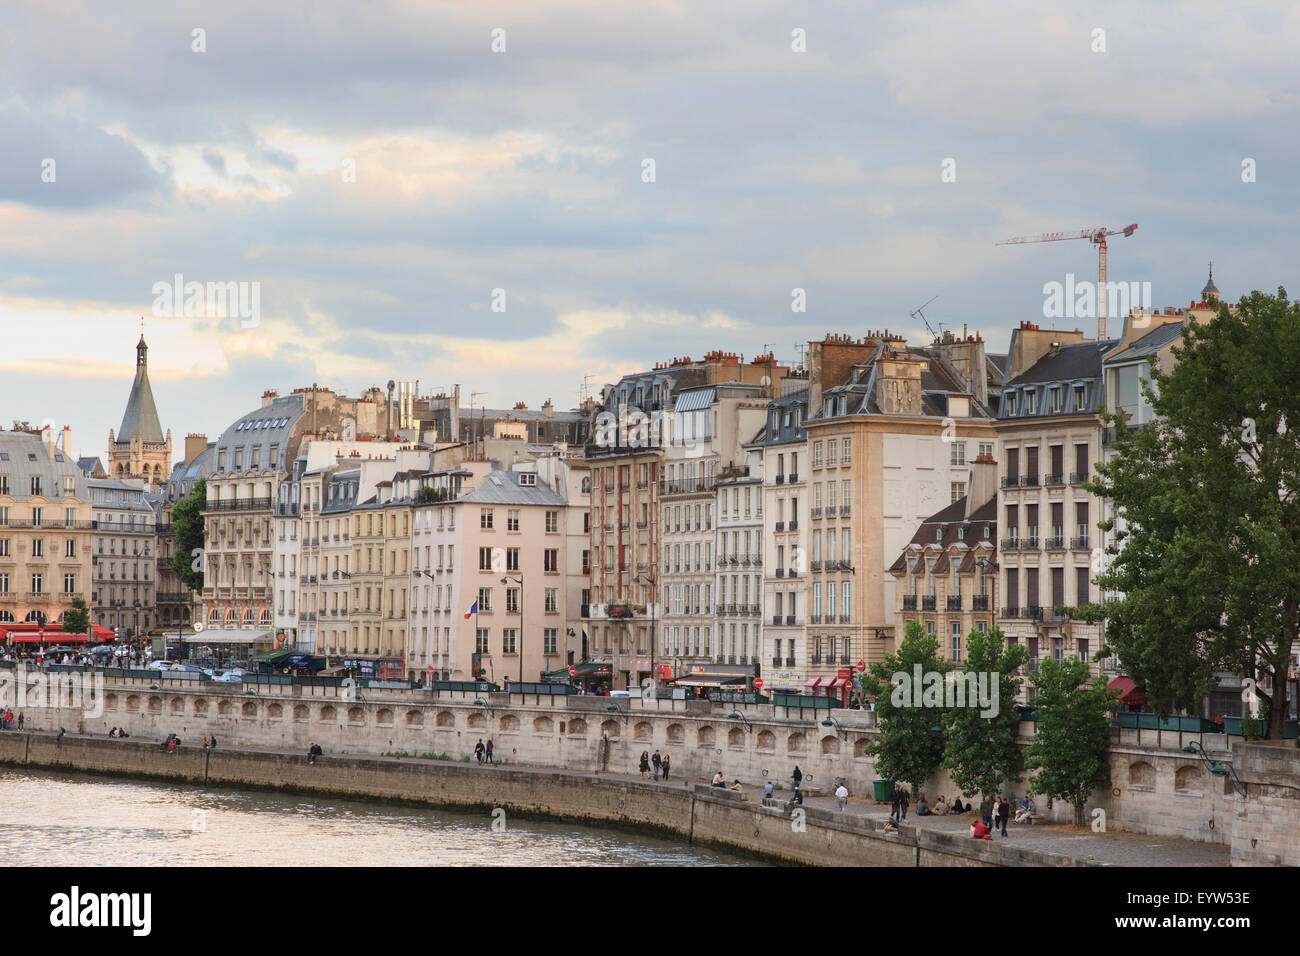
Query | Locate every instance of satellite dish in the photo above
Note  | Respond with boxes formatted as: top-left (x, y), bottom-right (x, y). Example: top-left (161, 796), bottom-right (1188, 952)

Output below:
top-left (760, 375), bottom-right (771, 388)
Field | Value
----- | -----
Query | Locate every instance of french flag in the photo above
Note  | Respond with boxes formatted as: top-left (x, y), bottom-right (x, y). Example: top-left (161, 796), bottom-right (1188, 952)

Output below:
top-left (464, 600), bottom-right (478, 620)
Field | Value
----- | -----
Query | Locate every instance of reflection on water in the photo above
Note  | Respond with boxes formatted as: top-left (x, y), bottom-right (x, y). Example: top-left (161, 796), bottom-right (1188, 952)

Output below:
top-left (0, 769), bottom-right (766, 867)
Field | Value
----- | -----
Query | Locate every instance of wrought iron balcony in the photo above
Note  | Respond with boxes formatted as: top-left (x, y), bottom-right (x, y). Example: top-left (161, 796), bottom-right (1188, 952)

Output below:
top-left (972, 595), bottom-right (989, 611)
top-left (1044, 474), bottom-right (1065, 487)
top-left (921, 596), bottom-right (936, 611)
top-left (1071, 535), bottom-right (1090, 550)
top-left (1000, 537), bottom-right (1020, 551)
top-left (947, 595), bottom-right (962, 611)
top-left (903, 595), bottom-right (917, 611)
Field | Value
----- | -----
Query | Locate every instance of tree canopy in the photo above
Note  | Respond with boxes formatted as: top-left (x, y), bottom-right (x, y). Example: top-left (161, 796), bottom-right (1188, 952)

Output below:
top-left (941, 626), bottom-right (1028, 798)
top-left (171, 477), bottom-right (206, 594)
top-left (1024, 656), bottom-right (1115, 826)
top-left (1087, 288), bottom-right (1300, 738)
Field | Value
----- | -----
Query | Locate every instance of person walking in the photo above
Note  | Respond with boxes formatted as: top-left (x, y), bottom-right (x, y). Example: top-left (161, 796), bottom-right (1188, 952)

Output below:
top-left (485, 739), bottom-right (494, 764)
top-left (661, 753), bottom-right (670, 781)
top-left (980, 794), bottom-right (994, 830)
top-left (474, 739), bottom-right (485, 764)
top-left (835, 782), bottom-right (849, 812)
top-left (56, 727), bottom-right (67, 741)
top-left (651, 749), bottom-right (662, 781)
top-left (900, 785), bottom-right (910, 821)
top-left (997, 797), bottom-right (1010, 837)
top-left (639, 750), bottom-right (651, 778)
top-left (792, 765), bottom-right (803, 792)
top-left (889, 785), bottom-right (900, 823)
top-left (18, 712), bottom-right (24, 730)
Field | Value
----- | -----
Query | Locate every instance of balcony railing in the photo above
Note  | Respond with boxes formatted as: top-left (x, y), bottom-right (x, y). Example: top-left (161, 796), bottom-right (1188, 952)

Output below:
top-left (1000, 476), bottom-right (1020, 488)
top-left (921, 596), bottom-right (936, 611)
top-left (1000, 606), bottom-right (1018, 618)
top-left (788, 520), bottom-right (798, 531)
top-left (946, 595), bottom-right (962, 611)
top-left (840, 505), bottom-right (851, 516)
top-left (812, 560), bottom-right (822, 571)
top-left (785, 615), bottom-right (796, 626)
top-left (785, 656), bottom-right (795, 666)
top-left (1020, 474), bottom-right (1039, 488)
top-left (775, 475), bottom-right (785, 485)
top-left (1071, 536), bottom-right (1090, 550)
top-left (972, 595), bottom-right (989, 611)
top-left (811, 613), bottom-right (822, 624)
top-left (775, 568), bottom-right (785, 578)
top-left (1000, 537), bottom-right (1020, 551)
top-left (788, 473), bottom-right (798, 483)
top-left (774, 521), bottom-right (785, 532)
top-left (1045, 536), bottom-right (1066, 551)
top-left (1069, 472), bottom-right (1089, 485)
top-left (903, 595), bottom-right (917, 611)
top-left (771, 656), bottom-right (782, 667)
top-left (811, 507), bottom-right (822, 518)
top-left (1044, 474), bottom-right (1065, 487)
top-left (203, 497), bottom-right (273, 512)
top-left (772, 615), bottom-right (782, 626)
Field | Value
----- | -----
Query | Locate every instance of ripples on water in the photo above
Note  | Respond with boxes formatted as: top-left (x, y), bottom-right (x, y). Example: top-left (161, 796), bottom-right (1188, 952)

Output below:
top-left (0, 769), bottom-right (765, 867)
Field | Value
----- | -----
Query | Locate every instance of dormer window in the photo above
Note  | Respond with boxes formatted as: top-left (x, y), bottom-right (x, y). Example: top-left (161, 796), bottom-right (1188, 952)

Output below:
top-left (1049, 387), bottom-right (1062, 413)
top-left (1024, 389), bottom-right (1038, 415)
top-left (983, 526), bottom-right (990, 539)
top-left (1074, 385), bottom-right (1086, 412)
top-left (935, 528), bottom-right (942, 542)
top-left (1006, 393), bottom-right (1017, 416)
top-left (519, 473), bottom-right (536, 486)
top-left (958, 527), bottom-right (965, 540)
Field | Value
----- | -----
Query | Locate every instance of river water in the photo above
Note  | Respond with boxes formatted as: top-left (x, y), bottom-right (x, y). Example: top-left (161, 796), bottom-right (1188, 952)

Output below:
top-left (0, 768), bottom-right (766, 866)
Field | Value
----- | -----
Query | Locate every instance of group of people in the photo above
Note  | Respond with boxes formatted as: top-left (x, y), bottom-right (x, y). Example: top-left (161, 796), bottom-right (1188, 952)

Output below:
top-left (638, 750), bottom-right (672, 780)
top-left (200, 735), bottom-right (219, 751)
top-left (710, 770), bottom-right (743, 792)
top-left (159, 733), bottom-right (182, 753)
top-left (0, 709), bottom-right (19, 730)
top-left (888, 784), bottom-right (911, 822)
top-left (474, 739), bottom-right (494, 764)
top-left (106, 727), bottom-right (131, 738)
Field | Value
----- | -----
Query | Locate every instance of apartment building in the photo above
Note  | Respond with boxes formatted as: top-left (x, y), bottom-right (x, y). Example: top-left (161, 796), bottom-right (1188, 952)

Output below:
top-left (524, 452), bottom-right (592, 671)
top-left (714, 446), bottom-right (764, 671)
top-left (995, 324), bottom-right (1110, 681)
top-left (752, 386), bottom-right (809, 692)
top-left (0, 428), bottom-right (95, 628)
top-left (88, 477), bottom-right (158, 638)
top-left (585, 351), bottom-right (786, 689)
top-left (318, 469), bottom-right (359, 656)
top-left (889, 455), bottom-right (999, 665)
top-left (408, 464), bottom-right (566, 684)
top-left (802, 334), bottom-right (997, 674)
top-left (204, 387), bottom-right (386, 637)
top-left (659, 382), bottom-right (768, 679)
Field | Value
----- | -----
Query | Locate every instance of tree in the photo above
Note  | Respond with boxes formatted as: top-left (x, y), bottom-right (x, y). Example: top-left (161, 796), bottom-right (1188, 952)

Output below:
top-left (860, 620), bottom-right (952, 796)
top-left (941, 626), bottom-right (1028, 799)
top-left (171, 477), bottom-right (206, 593)
top-left (1085, 288), bottom-right (1300, 738)
top-left (1024, 656), bottom-right (1114, 826)
top-left (62, 596), bottom-right (90, 636)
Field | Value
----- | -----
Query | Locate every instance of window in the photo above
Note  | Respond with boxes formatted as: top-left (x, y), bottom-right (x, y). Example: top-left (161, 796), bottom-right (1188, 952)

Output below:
top-left (480, 509), bottom-right (494, 529)
top-left (64, 573), bottom-right (76, 593)
top-left (519, 473), bottom-right (536, 486)
top-left (1073, 384), bottom-right (1086, 412)
top-left (545, 511), bottom-right (559, 533)
top-left (1049, 387), bottom-right (1062, 413)
top-left (951, 622), bottom-right (961, 662)
top-left (506, 588), bottom-right (520, 613)
top-left (543, 628), bottom-right (558, 654)
top-left (978, 442), bottom-right (993, 459)
top-left (32, 538), bottom-right (43, 558)
top-left (841, 437), bottom-right (851, 464)
top-left (0, 573), bottom-right (7, 593)
top-left (951, 481), bottom-right (966, 502)
top-left (506, 548), bottom-right (519, 571)
top-left (30, 476), bottom-right (42, 496)
top-left (64, 538), bottom-right (75, 557)
top-left (479, 547), bottom-right (493, 570)
top-left (1005, 393), bottom-right (1017, 417)
top-left (544, 549), bottom-right (559, 572)
top-left (478, 587), bottom-right (492, 612)
top-left (545, 588), bottom-right (558, 612)
top-left (0, 475), bottom-right (6, 495)
top-left (950, 442), bottom-right (966, 466)
top-left (476, 629), bottom-right (489, 653)
top-left (63, 476), bottom-right (74, 495)
top-left (0, 540), bottom-right (7, 557)
top-left (507, 509), bottom-right (520, 531)
top-left (31, 573), bottom-right (43, 593)
top-left (1024, 390), bottom-right (1037, 415)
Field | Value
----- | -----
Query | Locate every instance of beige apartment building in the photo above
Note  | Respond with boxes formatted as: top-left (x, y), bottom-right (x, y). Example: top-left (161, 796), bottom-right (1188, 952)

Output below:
top-left (715, 445), bottom-right (764, 672)
top-left (88, 477), bottom-right (158, 639)
top-left (802, 334), bottom-right (997, 675)
top-left (409, 463), bottom-right (567, 684)
top-left (0, 427), bottom-right (95, 628)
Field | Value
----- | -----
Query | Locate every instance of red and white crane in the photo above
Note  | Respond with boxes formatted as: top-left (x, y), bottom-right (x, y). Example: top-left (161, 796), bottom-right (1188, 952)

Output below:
top-left (996, 223), bottom-right (1138, 340)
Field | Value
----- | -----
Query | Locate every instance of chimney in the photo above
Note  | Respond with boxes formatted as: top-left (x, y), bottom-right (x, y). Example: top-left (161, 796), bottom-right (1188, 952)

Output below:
top-left (41, 424), bottom-right (57, 458)
top-left (185, 433), bottom-right (208, 465)
top-left (876, 355), bottom-right (923, 416)
top-left (262, 389), bottom-right (279, 408)
top-left (543, 398), bottom-right (554, 419)
top-left (1006, 324), bottom-right (1087, 382)
top-left (60, 425), bottom-right (72, 455)
top-left (966, 452), bottom-right (997, 518)
top-left (933, 332), bottom-right (988, 407)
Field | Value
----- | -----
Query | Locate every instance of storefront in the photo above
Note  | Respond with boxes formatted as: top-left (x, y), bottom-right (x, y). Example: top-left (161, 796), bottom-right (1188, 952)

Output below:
top-left (181, 629), bottom-right (273, 664)
top-left (0, 624), bottom-right (116, 649)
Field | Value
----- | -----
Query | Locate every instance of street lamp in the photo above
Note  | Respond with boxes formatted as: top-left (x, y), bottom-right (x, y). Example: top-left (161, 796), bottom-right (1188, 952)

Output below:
top-left (605, 702), bottom-right (629, 724)
top-left (821, 714), bottom-right (847, 739)
top-left (500, 574), bottom-right (525, 684)
top-left (727, 710), bottom-right (753, 734)
top-left (633, 572), bottom-right (657, 696)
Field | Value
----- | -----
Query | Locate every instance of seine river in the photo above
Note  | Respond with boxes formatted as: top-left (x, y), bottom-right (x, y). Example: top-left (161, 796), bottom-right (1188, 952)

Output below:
top-left (0, 768), bottom-right (765, 866)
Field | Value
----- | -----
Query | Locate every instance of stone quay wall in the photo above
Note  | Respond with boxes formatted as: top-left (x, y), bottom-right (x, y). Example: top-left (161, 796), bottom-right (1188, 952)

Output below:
top-left (0, 733), bottom-right (1099, 868)
top-left (11, 674), bottom-right (1297, 861)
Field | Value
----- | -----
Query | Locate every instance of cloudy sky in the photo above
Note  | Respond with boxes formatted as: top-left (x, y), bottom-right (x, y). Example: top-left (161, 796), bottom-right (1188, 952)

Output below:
top-left (1, 0), bottom-right (1297, 463)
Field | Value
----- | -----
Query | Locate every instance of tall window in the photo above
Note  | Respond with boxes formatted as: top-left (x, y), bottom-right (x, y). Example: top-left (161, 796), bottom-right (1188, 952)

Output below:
top-left (543, 628), bottom-right (557, 654)
top-left (476, 629), bottom-right (489, 653)
top-left (544, 549), bottom-right (559, 572)
top-left (544, 588), bottom-right (558, 612)
top-left (478, 587), bottom-right (492, 612)
top-left (950, 442), bottom-right (966, 466)
top-left (503, 629), bottom-right (517, 653)
top-left (480, 509), bottom-right (494, 529)
top-left (506, 588), bottom-right (520, 613)
top-left (507, 509), bottom-right (520, 531)
top-left (545, 511), bottom-right (559, 533)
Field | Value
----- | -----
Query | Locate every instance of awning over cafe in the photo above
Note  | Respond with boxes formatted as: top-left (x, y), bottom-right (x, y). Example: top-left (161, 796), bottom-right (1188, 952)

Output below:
top-left (669, 672), bottom-right (746, 687)
top-left (182, 629), bottom-right (272, 644)
top-left (1109, 676), bottom-right (1148, 707)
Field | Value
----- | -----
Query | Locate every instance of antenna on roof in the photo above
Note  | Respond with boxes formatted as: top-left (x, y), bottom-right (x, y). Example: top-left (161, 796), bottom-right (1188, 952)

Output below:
top-left (910, 295), bottom-right (940, 340)
top-left (792, 342), bottom-right (808, 368)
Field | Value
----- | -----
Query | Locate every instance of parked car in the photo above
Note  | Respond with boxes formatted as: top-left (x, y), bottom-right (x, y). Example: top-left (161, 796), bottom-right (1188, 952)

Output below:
top-left (212, 671), bottom-right (243, 683)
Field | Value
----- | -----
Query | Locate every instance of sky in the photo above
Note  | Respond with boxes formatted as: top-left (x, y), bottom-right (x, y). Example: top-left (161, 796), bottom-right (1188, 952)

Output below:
top-left (1, 0), bottom-right (1298, 465)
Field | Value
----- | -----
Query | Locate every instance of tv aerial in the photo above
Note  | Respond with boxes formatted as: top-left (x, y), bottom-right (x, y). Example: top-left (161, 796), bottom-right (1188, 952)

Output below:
top-left (910, 295), bottom-right (941, 339)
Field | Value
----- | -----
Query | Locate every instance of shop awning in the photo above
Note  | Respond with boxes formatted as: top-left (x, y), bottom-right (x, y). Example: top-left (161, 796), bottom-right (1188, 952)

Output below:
top-left (6, 630), bottom-right (91, 644)
top-left (804, 677), bottom-right (821, 688)
top-left (830, 677), bottom-right (851, 688)
top-left (183, 629), bottom-right (272, 644)
top-left (1109, 676), bottom-right (1148, 707)
top-left (670, 672), bottom-right (746, 687)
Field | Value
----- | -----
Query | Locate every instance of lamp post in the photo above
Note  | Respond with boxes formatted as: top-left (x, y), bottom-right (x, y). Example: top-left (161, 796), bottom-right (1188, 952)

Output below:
top-left (501, 574), bottom-right (525, 684)
top-left (633, 572), bottom-right (657, 696)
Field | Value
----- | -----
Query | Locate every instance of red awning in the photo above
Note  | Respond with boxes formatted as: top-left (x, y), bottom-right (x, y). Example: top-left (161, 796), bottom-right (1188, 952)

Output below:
top-left (804, 677), bottom-right (820, 688)
top-left (830, 677), bottom-right (851, 688)
top-left (9, 630), bottom-right (89, 644)
top-left (1108, 676), bottom-right (1148, 706)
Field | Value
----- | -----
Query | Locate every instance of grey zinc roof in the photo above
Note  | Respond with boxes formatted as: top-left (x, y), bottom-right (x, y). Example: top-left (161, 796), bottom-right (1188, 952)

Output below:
top-left (0, 431), bottom-right (91, 501)
top-left (166, 443), bottom-right (215, 501)
top-left (1005, 341), bottom-right (1113, 388)
top-left (1105, 321), bottom-right (1184, 365)
top-left (213, 394), bottom-right (306, 474)
top-left (78, 456), bottom-right (107, 478)
top-left (459, 469), bottom-right (565, 506)
top-left (117, 336), bottom-right (166, 444)
top-left (87, 477), bottom-right (157, 512)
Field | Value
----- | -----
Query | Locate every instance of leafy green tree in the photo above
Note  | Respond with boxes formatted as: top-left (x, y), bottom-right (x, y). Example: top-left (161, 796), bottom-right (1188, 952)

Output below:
top-left (1024, 656), bottom-right (1114, 826)
top-left (171, 477), bottom-right (206, 593)
top-left (860, 620), bottom-right (952, 796)
top-left (942, 626), bottom-right (1028, 799)
top-left (1084, 288), bottom-right (1299, 738)
top-left (62, 596), bottom-right (90, 636)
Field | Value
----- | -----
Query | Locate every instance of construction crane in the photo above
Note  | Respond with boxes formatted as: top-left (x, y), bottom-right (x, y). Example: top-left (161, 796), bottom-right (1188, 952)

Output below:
top-left (996, 223), bottom-right (1138, 340)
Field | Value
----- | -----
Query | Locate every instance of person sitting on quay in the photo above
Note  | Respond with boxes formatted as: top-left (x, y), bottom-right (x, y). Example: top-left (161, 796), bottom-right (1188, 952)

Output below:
top-left (1015, 797), bottom-right (1036, 824)
top-left (307, 743), bottom-right (323, 765)
top-left (712, 771), bottom-right (726, 788)
top-left (730, 779), bottom-right (744, 793)
top-left (763, 781), bottom-right (774, 800)
top-left (916, 796), bottom-right (932, 816)
top-left (970, 820), bottom-right (992, 840)
top-left (949, 797), bottom-right (965, 813)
